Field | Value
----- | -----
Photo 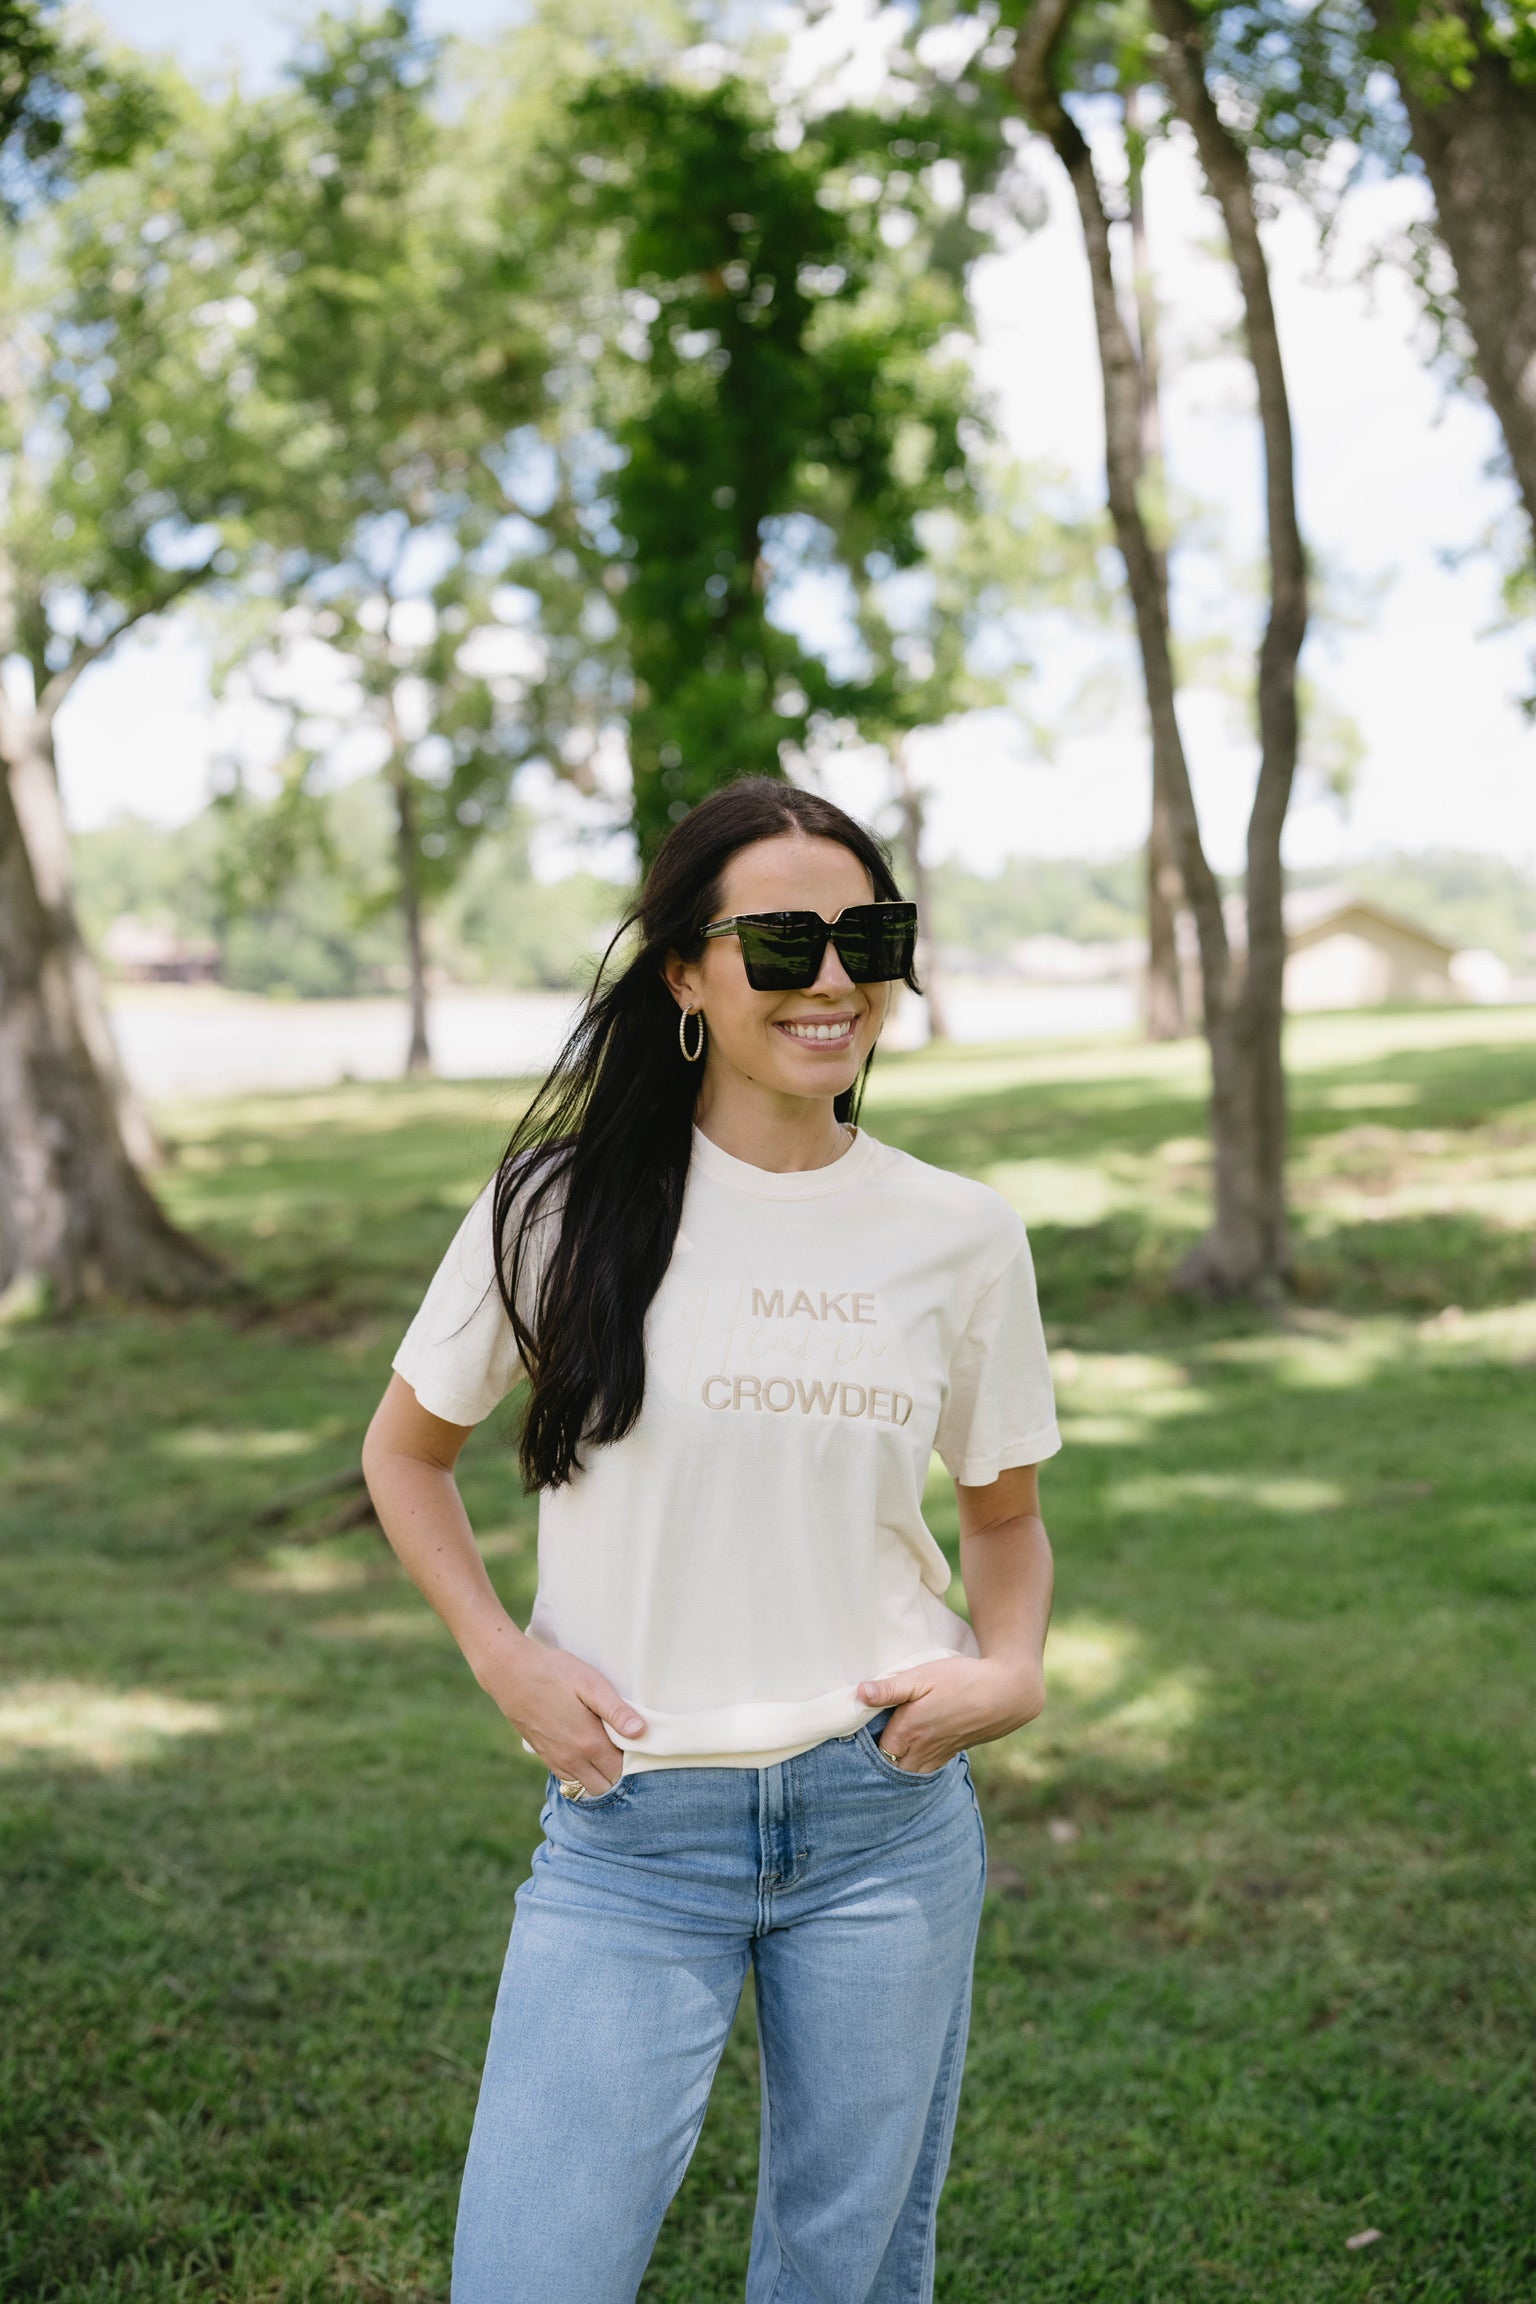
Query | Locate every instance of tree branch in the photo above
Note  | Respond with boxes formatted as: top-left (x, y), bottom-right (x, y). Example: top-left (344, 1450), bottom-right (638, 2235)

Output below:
top-left (1009, 5), bottom-right (1231, 1006)
top-left (36, 559), bottom-right (218, 724)
top-left (1148, 0), bottom-right (1308, 1009)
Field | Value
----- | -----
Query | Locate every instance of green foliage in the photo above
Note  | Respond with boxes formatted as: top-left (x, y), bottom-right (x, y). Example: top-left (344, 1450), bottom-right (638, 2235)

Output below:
top-left (1389, 0), bottom-right (1536, 95)
top-left (1187, 0), bottom-right (1396, 189)
top-left (187, 6), bottom-right (637, 982)
top-left (9, 3), bottom-right (1102, 911)
top-left (0, 66), bottom-right (294, 692)
top-left (562, 73), bottom-right (993, 855)
top-left (929, 852), bottom-right (1147, 956)
top-left (0, 0), bottom-right (61, 161)
top-left (72, 784), bottom-right (624, 996)
top-left (213, 7), bottom-right (542, 551)
top-left (210, 776), bottom-right (402, 998)
top-left (2, 1010), bottom-right (1534, 2295)
top-left (1195, 0), bottom-right (1536, 192)
top-left (74, 784), bottom-right (402, 999)
top-left (434, 817), bottom-right (621, 991)
top-left (848, 461), bottom-right (1112, 760)
top-left (71, 811), bottom-right (222, 949)
top-left (0, 0), bottom-right (167, 216)
top-left (921, 847), bottom-right (1536, 967)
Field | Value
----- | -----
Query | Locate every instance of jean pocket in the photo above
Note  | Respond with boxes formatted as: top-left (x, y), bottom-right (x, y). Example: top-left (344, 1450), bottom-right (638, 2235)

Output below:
top-left (856, 1727), bottom-right (956, 1786)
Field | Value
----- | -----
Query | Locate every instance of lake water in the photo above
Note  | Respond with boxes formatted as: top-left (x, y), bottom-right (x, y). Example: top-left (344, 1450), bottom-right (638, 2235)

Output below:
top-left (108, 980), bottom-right (1139, 1102)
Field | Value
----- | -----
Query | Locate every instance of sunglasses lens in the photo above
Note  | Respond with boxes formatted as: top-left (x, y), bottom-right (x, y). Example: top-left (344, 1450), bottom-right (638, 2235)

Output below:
top-left (729, 905), bottom-right (916, 989)
top-left (830, 905), bottom-right (918, 983)
top-left (735, 916), bottom-right (827, 991)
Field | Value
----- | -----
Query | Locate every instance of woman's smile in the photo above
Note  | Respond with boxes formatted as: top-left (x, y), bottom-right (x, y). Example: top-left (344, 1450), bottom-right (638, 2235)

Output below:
top-left (773, 1013), bottom-right (860, 1049)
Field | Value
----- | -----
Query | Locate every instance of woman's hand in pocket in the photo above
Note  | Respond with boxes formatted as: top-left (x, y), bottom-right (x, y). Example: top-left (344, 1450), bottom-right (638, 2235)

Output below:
top-left (856, 1654), bottom-right (1045, 1774)
top-left (471, 1625), bottom-right (646, 1796)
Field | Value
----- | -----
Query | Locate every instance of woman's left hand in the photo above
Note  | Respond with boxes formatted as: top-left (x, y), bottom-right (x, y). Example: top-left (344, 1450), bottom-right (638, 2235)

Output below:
top-left (855, 1653), bottom-right (1045, 1774)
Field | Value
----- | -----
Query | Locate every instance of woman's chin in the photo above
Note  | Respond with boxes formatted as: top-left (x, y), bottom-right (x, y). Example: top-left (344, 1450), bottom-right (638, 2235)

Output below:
top-left (768, 1052), bottom-right (868, 1100)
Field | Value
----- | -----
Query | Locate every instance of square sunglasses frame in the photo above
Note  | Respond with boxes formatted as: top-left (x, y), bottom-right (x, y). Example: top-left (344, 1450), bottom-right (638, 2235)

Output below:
top-left (700, 900), bottom-right (918, 991)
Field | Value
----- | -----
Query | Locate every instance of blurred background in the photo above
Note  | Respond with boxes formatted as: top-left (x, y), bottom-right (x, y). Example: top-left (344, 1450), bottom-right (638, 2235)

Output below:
top-left (18, 0), bottom-right (1536, 1111)
top-left (3, 3), bottom-right (1533, 2298)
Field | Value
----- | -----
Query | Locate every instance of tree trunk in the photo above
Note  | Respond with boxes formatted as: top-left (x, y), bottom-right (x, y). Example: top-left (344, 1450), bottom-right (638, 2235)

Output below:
top-left (1011, 0), bottom-right (1302, 1295)
top-left (0, 756), bottom-right (222, 1311)
top-left (1008, 10), bottom-right (1230, 1012)
top-left (1145, 784), bottom-right (1187, 1040)
top-left (5, 703), bottom-right (163, 1170)
top-left (1369, 0), bottom-right (1536, 536)
top-left (388, 759), bottom-right (433, 1078)
top-left (1152, 0), bottom-right (1309, 1296)
top-left (1126, 87), bottom-right (1188, 1043)
top-left (890, 737), bottom-right (950, 1043)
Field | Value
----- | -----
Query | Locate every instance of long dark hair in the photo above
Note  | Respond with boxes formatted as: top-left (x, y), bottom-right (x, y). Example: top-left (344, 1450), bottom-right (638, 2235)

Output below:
top-left (494, 777), bottom-right (916, 1491)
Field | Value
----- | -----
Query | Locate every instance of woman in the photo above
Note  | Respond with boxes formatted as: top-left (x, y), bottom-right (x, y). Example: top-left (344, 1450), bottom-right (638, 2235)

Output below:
top-left (362, 777), bottom-right (1059, 2303)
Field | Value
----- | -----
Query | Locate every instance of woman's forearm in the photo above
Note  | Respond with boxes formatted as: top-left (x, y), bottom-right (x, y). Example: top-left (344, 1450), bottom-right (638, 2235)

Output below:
top-left (361, 1436), bottom-right (520, 1682)
top-left (362, 1378), bottom-right (643, 1792)
top-left (857, 1507), bottom-right (1053, 1769)
top-left (960, 1515), bottom-right (1054, 1684)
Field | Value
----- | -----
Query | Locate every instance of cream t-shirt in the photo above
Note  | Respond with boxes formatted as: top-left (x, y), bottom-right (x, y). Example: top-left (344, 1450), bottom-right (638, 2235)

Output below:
top-left (393, 1125), bottom-right (1060, 1771)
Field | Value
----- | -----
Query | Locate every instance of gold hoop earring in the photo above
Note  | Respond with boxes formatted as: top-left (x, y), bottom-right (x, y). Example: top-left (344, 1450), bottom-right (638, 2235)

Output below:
top-left (679, 1007), bottom-right (706, 1063)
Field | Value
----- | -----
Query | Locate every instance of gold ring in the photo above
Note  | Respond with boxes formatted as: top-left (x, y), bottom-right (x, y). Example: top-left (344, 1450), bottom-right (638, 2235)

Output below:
top-left (558, 1776), bottom-right (585, 1800)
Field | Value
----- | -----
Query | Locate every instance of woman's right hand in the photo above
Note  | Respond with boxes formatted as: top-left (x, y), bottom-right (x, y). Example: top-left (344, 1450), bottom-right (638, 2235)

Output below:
top-left (361, 1378), bottom-right (644, 1794)
top-left (472, 1625), bottom-right (646, 1795)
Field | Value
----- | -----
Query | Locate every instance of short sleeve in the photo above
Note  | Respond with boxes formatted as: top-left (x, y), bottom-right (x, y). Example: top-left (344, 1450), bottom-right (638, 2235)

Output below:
top-left (933, 1237), bottom-right (1061, 1486)
top-left (392, 1184), bottom-right (522, 1427)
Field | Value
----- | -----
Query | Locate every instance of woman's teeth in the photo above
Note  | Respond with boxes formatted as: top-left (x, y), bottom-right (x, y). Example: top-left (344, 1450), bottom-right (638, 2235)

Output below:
top-left (778, 1019), bottom-right (854, 1042)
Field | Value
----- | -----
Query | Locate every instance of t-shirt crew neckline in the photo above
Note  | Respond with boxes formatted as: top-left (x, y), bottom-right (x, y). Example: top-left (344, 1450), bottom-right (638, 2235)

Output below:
top-left (688, 1122), bottom-right (881, 1201)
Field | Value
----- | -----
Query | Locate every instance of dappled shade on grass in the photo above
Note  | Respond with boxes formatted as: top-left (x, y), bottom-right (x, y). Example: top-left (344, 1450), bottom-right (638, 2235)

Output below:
top-left (2, 1012), bottom-right (1534, 2300)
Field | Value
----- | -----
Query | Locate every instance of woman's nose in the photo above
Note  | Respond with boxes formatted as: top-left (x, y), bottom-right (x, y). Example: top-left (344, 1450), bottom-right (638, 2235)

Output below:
top-left (811, 934), bottom-right (856, 994)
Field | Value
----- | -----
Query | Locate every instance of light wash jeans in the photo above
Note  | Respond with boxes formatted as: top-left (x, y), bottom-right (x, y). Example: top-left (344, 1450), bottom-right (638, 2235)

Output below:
top-left (451, 1713), bottom-right (988, 2304)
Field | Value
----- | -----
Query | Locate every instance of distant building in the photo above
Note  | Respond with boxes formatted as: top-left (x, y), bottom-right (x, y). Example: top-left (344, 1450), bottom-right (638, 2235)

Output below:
top-left (1282, 889), bottom-right (1463, 1009)
top-left (101, 915), bottom-right (221, 985)
top-left (1175, 889), bottom-right (1501, 1015)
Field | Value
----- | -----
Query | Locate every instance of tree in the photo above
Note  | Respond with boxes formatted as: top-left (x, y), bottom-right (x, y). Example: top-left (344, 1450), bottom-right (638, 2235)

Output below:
top-left (1124, 82), bottom-right (1188, 1040)
top-left (1150, 0), bottom-right (1308, 1290)
top-left (1348, 5), bottom-right (1536, 535)
top-left (192, 11), bottom-right (554, 1069)
top-left (0, 45), bottom-right (261, 1306)
top-left (1205, 0), bottom-right (1536, 550)
top-left (0, 0), bottom-right (643, 1295)
top-left (1005, 0), bottom-right (1308, 1294)
top-left (0, 760), bottom-right (222, 1312)
top-left (202, 8), bottom-right (594, 1074)
top-left (562, 73), bottom-right (992, 860)
top-left (215, 561), bottom-right (593, 1072)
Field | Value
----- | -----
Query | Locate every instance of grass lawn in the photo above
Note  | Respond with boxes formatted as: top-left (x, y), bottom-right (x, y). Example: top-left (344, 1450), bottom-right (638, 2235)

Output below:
top-left (2, 1005), bottom-right (1534, 2303)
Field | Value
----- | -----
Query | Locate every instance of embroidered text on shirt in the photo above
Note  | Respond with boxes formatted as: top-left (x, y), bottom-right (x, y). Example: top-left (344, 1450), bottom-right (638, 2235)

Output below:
top-left (701, 1374), bottom-right (913, 1423)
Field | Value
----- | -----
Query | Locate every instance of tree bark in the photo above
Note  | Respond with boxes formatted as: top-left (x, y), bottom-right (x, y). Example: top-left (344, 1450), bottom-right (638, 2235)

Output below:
top-left (1126, 87), bottom-right (1188, 1043)
top-left (4, 700), bottom-right (163, 1170)
top-left (1151, 0), bottom-right (1309, 1296)
top-left (1145, 778), bottom-right (1187, 1040)
top-left (1369, 0), bottom-right (1536, 536)
top-left (891, 736), bottom-right (950, 1043)
top-left (0, 754), bottom-right (222, 1310)
top-left (388, 757), bottom-right (433, 1078)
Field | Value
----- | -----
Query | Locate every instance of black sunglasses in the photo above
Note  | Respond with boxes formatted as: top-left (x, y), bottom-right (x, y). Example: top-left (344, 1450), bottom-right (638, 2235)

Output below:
top-left (701, 900), bottom-right (918, 992)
